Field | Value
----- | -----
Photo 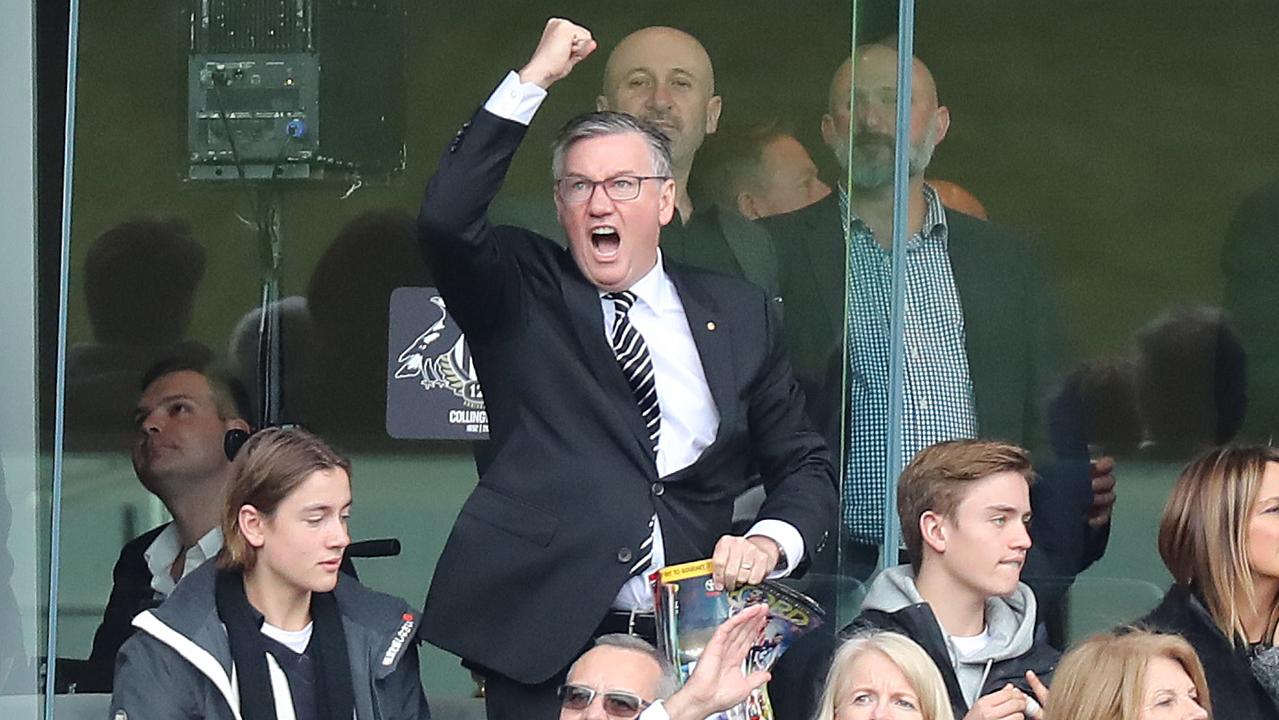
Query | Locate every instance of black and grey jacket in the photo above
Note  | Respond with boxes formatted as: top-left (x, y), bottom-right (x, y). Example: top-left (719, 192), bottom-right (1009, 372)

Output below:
top-left (109, 562), bottom-right (430, 720)
top-left (846, 565), bottom-right (1059, 720)
top-left (1140, 584), bottom-right (1279, 720)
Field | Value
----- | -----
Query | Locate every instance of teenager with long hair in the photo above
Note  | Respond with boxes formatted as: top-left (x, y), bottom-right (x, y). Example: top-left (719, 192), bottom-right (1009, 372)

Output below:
top-left (111, 427), bottom-right (430, 719)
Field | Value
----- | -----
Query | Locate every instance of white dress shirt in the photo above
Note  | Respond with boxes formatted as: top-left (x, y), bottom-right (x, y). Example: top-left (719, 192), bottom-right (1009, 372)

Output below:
top-left (483, 72), bottom-right (804, 611)
top-left (144, 525), bottom-right (223, 598)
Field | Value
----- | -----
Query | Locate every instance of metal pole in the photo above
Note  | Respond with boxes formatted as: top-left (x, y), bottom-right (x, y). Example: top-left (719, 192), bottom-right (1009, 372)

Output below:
top-left (45, 0), bottom-right (82, 713)
top-left (880, 0), bottom-right (916, 570)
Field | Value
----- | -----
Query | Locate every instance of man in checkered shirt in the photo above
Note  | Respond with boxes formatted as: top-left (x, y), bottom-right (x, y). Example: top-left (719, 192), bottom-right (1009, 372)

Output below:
top-left (762, 41), bottom-right (1115, 586)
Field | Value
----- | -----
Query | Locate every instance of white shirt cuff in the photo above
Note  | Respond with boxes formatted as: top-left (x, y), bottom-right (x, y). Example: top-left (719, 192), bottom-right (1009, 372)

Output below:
top-left (639, 699), bottom-right (671, 720)
top-left (746, 519), bottom-right (804, 578)
top-left (482, 70), bottom-right (548, 126)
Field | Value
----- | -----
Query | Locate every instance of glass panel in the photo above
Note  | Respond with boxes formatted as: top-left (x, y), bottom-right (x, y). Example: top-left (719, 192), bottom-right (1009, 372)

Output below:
top-left (910, 1), bottom-right (1279, 649)
top-left (56, 2), bottom-right (873, 713)
top-left (1, 0), bottom-right (43, 716)
top-left (798, 6), bottom-right (920, 627)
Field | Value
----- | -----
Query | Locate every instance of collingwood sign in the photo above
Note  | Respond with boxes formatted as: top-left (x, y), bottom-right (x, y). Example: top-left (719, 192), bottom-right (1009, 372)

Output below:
top-left (386, 287), bottom-right (488, 439)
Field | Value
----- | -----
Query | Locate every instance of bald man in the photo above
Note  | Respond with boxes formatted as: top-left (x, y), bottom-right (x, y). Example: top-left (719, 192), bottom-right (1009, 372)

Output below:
top-left (761, 42), bottom-right (1112, 585)
top-left (760, 44), bottom-right (1116, 720)
top-left (598, 26), bottom-right (783, 311)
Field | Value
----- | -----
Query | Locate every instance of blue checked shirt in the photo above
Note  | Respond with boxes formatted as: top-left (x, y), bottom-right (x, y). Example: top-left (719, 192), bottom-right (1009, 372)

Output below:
top-left (841, 183), bottom-right (979, 545)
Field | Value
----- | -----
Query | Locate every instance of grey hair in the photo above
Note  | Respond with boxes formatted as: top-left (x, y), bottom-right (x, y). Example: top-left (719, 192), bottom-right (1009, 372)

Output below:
top-left (551, 111), bottom-right (674, 181)
top-left (567, 633), bottom-right (680, 700)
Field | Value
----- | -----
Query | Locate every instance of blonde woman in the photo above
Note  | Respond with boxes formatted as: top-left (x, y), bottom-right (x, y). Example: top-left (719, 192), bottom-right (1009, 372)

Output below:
top-left (1045, 630), bottom-right (1208, 720)
top-left (1139, 445), bottom-right (1279, 717)
top-left (815, 631), bottom-right (955, 720)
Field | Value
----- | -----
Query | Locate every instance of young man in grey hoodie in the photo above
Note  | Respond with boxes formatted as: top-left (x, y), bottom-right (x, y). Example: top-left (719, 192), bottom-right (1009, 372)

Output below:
top-left (849, 439), bottom-right (1055, 720)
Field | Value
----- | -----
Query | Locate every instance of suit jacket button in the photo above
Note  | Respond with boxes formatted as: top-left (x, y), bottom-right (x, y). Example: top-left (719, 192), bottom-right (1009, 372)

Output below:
top-left (617, 547), bottom-right (633, 563)
top-left (651, 482), bottom-right (664, 496)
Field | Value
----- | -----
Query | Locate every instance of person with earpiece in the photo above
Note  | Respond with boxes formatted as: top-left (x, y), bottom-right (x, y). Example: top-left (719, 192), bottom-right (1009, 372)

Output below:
top-left (80, 353), bottom-right (252, 692)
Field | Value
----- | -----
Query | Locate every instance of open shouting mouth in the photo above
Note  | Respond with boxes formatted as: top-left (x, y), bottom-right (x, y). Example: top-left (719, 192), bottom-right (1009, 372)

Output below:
top-left (591, 225), bottom-right (621, 258)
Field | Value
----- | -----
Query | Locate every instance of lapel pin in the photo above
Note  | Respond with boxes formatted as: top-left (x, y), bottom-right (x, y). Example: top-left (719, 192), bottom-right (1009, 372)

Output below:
top-left (706, 321), bottom-right (717, 331)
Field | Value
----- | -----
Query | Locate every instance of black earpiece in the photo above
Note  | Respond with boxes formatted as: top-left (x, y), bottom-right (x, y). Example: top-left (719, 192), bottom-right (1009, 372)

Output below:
top-left (224, 428), bottom-right (251, 461)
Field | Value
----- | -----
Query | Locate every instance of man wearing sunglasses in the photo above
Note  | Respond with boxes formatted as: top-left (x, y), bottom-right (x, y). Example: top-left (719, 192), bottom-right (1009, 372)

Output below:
top-left (418, 17), bottom-right (836, 720)
top-left (560, 604), bottom-right (771, 720)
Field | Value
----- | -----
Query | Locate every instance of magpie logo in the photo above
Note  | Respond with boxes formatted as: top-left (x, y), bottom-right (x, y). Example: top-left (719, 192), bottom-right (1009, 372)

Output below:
top-left (394, 295), bottom-right (484, 408)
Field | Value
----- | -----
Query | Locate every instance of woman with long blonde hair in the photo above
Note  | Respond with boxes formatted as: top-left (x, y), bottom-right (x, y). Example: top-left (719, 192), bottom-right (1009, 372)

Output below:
top-left (1139, 445), bottom-right (1279, 717)
top-left (814, 631), bottom-right (955, 720)
top-left (1045, 630), bottom-right (1208, 720)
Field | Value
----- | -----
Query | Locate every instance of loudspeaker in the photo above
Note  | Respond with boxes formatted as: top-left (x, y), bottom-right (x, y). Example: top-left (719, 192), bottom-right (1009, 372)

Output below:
top-left (187, 0), bottom-right (405, 182)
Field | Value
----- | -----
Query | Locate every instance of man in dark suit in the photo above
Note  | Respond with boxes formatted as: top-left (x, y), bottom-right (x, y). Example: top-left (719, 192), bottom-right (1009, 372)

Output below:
top-left (80, 356), bottom-right (251, 691)
top-left (417, 19), bottom-right (836, 720)
top-left (595, 26), bottom-right (783, 308)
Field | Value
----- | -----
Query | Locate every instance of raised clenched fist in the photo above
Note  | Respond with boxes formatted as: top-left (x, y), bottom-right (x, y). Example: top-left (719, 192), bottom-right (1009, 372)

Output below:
top-left (518, 18), bottom-right (597, 90)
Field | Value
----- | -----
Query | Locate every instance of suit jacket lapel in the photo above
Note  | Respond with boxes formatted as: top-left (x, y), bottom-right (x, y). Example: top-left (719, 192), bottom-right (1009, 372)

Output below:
top-left (947, 218), bottom-right (1014, 436)
top-left (666, 262), bottom-right (736, 432)
top-left (713, 205), bottom-right (779, 298)
top-left (558, 251), bottom-right (658, 473)
top-left (807, 194), bottom-right (845, 342)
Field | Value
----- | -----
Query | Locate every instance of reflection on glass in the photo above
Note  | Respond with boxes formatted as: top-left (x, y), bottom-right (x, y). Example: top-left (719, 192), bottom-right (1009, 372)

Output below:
top-left (65, 219), bottom-right (210, 448)
top-left (0, 463), bottom-right (34, 694)
top-left (56, 0), bottom-right (1279, 713)
top-left (1224, 178), bottom-right (1279, 444)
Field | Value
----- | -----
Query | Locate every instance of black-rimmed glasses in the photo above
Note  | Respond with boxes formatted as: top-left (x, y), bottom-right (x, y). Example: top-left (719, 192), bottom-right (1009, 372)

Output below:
top-left (556, 683), bottom-right (652, 717)
top-left (555, 175), bottom-right (669, 205)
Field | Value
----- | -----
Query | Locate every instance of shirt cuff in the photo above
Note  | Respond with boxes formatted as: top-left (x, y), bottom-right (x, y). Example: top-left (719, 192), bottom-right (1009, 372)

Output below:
top-left (482, 70), bottom-right (549, 126)
top-left (746, 520), bottom-right (804, 578)
top-left (639, 700), bottom-right (671, 720)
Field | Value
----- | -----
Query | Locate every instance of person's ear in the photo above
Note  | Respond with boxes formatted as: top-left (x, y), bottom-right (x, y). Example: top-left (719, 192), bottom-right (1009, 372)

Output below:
top-left (238, 505), bottom-right (268, 549)
top-left (224, 417), bottom-right (251, 434)
top-left (736, 192), bottom-right (759, 220)
top-left (657, 178), bottom-right (677, 225)
top-left (596, 95), bottom-right (610, 112)
top-left (920, 510), bottom-right (947, 555)
top-left (820, 113), bottom-right (837, 149)
top-left (704, 95), bottom-right (722, 134)
top-left (932, 105), bottom-right (951, 146)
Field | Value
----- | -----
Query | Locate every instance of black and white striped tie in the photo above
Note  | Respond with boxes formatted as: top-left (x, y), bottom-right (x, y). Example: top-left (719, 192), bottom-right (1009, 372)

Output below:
top-left (605, 290), bottom-right (659, 578)
top-left (631, 515), bottom-right (655, 577)
top-left (605, 291), bottom-right (661, 457)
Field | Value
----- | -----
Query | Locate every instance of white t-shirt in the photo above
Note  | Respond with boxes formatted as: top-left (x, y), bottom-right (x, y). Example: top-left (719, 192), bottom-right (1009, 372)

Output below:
top-left (260, 621), bottom-right (313, 654)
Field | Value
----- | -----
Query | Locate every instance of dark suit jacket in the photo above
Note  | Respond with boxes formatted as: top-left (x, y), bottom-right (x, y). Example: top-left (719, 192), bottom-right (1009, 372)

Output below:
top-left (760, 192), bottom-right (1099, 578)
top-left (761, 192), bottom-right (1053, 447)
top-left (81, 523), bottom-right (168, 692)
top-left (417, 109), bottom-right (837, 684)
top-left (661, 202), bottom-right (782, 305)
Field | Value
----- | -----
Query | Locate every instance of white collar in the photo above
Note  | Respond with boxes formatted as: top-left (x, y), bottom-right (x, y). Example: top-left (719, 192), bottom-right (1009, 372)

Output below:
top-left (144, 524), bottom-right (223, 595)
top-left (602, 249), bottom-right (675, 313)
